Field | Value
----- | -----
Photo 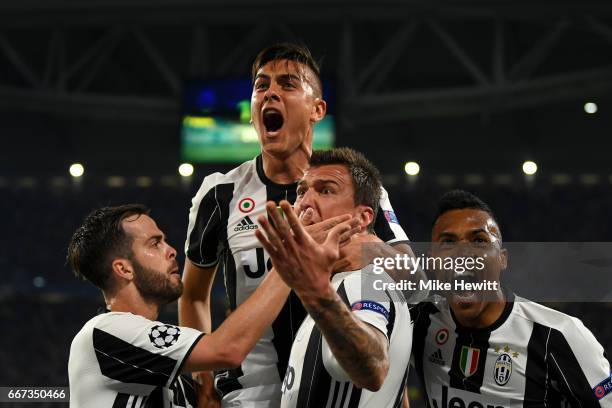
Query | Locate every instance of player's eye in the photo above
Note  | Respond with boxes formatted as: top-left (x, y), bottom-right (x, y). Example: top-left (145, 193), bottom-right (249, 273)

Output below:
top-left (255, 82), bottom-right (268, 90)
top-left (438, 239), bottom-right (456, 249)
top-left (321, 188), bottom-right (332, 195)
top-left (471, 237), bottom-right (488, 247)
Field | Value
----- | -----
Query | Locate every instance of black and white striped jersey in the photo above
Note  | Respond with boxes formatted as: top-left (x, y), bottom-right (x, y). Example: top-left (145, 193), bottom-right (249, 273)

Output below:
top-left (68, 312), bottom-right (203, 408)
top-left (280, 269), bottom-right (413, 408)
top-left (185, 154), bottom-right (409, 405)
top-left (410, 291), bottom-right (612, 407)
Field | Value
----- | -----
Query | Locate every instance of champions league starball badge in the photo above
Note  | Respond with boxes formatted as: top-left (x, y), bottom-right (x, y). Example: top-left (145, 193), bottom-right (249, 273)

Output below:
top-left (149, 324), bottom-right (181, 349)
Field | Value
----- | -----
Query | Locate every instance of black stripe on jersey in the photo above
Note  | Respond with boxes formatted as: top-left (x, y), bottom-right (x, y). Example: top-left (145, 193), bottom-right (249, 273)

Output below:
top-left (215, 182), bottom-right (233, 259)
top-left (338, 382), bottom-right (350, 406)
top-left (373, 207), bottom-right (396, 242)
top-left (112, 393), bottom-right (131, 408)
top-left (385, 290), bottom-right (396, 338)
top-left (326, 381), bottom-right (340, 407)
top-left (548, 325), bottom-right (601, 406)
top-left (169, 376), bottom-right (187, 406)
top-left (337, 282), bottom-right (350, 306)
top-left (273, 292), bottom-right (306, 379)
top-left (178, 375), bottom-right (198, 406)
top-left (295, 325), bottom-right (332, 408)
top-left (448, 329), bottom-right (490, 393)
top-left (187, 183), bottom-right (234, 267)
top-left (144, 387), bottom-right (162, 408)
top-left (93, 328), bottom-right (176, 386)
top-left (447, 292), bottom-right (514, 393)
top-left (347, 383), bottom-right (363, 408)
top-left (262, 166), bottom-right (304, 380)
top-left (223, 252), bottom-right (236, 311)
top-left (410, 302), bottom-right (438, 404)
top-left (524, 322), bottom-right (552, 406)
top-left (215, 366), bottom-right (244, 397)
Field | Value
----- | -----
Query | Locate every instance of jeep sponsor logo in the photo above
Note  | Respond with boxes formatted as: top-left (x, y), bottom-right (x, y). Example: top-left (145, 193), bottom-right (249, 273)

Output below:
top-left (430, 384), bottom-right (509, 408)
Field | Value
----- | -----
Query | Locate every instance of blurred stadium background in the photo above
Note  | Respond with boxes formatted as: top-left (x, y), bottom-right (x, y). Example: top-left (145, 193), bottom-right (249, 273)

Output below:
top-left (1, 1), bottom-right (612, 406)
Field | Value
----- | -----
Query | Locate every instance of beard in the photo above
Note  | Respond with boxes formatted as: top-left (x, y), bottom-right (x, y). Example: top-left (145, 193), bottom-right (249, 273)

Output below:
top-left (132, 259), bottom-right (182, 305)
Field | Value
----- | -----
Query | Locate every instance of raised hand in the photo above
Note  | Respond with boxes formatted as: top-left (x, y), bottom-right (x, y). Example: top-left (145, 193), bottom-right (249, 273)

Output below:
top-left (255, 200), bottom-right (360, 299)
top-left (301, 209), bottom-right (361, 245)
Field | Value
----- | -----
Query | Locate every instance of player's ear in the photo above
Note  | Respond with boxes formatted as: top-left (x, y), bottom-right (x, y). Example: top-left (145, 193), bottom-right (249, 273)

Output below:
top-left (356, 205), bottom-right (374, 231)
top-left (310, 98), bottom-right (326, 123)
top-left (112, 258), bottom-right (134, 282)
top-left (499, 247), bottom-right (508, 270)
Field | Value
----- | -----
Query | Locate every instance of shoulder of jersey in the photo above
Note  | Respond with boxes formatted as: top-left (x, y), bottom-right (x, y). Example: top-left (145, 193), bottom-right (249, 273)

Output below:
top-left (360, 265), bottom-right (408, 303)
top-left (200, 158), bottom-right (256, 187)
top-left (512, 296), bottom-right (588, 334)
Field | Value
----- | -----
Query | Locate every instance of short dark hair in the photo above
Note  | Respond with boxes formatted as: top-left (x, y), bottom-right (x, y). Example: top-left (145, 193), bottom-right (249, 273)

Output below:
top-left (310, 148), bottom-right (382, 232)
top-left (251, 43), bottom-right (323, 97)
top-left (433, 190), bottom-right (500, 235)
top-left (67, 204), bottom-right (150, 291)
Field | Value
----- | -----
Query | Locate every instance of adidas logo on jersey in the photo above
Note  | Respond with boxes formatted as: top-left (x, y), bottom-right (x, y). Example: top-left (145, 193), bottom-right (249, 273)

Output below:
top-left (234, 216), bottom-right (258, 232)
top-left (428, 348), bottom-right (445, 365)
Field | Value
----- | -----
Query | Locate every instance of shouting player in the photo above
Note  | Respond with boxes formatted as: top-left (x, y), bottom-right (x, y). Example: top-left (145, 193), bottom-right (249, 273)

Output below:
top-left (181, 44), bottom-right (413, 407)
top-left (410, 190), bottom-right (611, 407)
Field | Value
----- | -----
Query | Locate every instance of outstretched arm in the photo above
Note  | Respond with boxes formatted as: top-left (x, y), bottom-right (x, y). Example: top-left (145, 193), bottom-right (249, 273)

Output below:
top-left (183, 268), bottom-right (290, 372)
top-left (256, 200), bottom-right (389, 391)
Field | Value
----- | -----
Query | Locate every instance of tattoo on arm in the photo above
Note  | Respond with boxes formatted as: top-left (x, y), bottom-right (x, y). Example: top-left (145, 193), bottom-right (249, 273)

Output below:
top-left (304, 292), bottom-right (389, 389)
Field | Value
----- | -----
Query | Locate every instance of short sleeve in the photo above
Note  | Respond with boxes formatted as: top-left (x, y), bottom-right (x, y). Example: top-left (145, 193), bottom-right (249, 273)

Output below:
top-left (547, 318), bottom-right (612, 406)
top-left (373, 186), bottom-right (409, 245)
top-left (321, 273), bottom-right (394, 381)
top-left (185, 173), bottom-right (225, 267)
top-left (93, 313), bottom-right (204, 388)
top-left (340, 273), bottom-right (392, 341)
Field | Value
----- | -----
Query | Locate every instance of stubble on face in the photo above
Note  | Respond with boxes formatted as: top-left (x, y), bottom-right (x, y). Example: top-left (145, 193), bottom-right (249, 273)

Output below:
top-left (132, 258), bottom-right (182, 305)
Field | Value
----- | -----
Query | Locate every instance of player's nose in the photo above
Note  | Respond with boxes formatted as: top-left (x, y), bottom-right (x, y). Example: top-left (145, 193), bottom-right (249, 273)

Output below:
top-left (166, 243), bottom-right (177, 259)
top-left (264, 85), bottom-right (281, 102)
top-left (297, 189), bottom-right (317, 213)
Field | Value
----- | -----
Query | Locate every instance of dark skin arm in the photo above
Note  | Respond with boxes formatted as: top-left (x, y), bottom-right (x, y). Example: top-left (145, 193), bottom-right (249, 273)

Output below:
top-left (256, 200), bottom-right (389, 391)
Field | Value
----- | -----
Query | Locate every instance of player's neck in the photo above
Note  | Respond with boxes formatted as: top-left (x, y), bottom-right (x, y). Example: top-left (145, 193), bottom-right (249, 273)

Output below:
top-left (333, 232), bottom-right (379, 273)
top-left (106, 287), bottom-right (159, 321)
top-left (451, 290), bottom-right (506, 329)
top-left (262, 147), bottom-right (310, 185)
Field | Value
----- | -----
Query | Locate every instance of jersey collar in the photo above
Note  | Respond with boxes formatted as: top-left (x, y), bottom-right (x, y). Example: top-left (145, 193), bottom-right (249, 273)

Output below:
top-left (449, 287), bottom-right (516, 334)
top-left (256, 154), bottom-right (299, 189)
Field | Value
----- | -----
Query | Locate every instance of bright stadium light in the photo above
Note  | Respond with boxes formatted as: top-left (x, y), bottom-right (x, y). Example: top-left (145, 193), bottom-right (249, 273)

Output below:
top-left (522, 161), bottom-right (538, 175)
top-left (69, 163), bottom-right (84, 178)
top-left (584, 102), bottom-right (598, 114)
top-left (404, 161), bottom-right (420, 176)
top-left (178, 163), bottom-right (194, 177)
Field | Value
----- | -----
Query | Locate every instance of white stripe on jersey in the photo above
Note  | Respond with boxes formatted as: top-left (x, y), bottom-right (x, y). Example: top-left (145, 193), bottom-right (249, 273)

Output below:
top-left (281, 269), bottom-right (413, 408)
